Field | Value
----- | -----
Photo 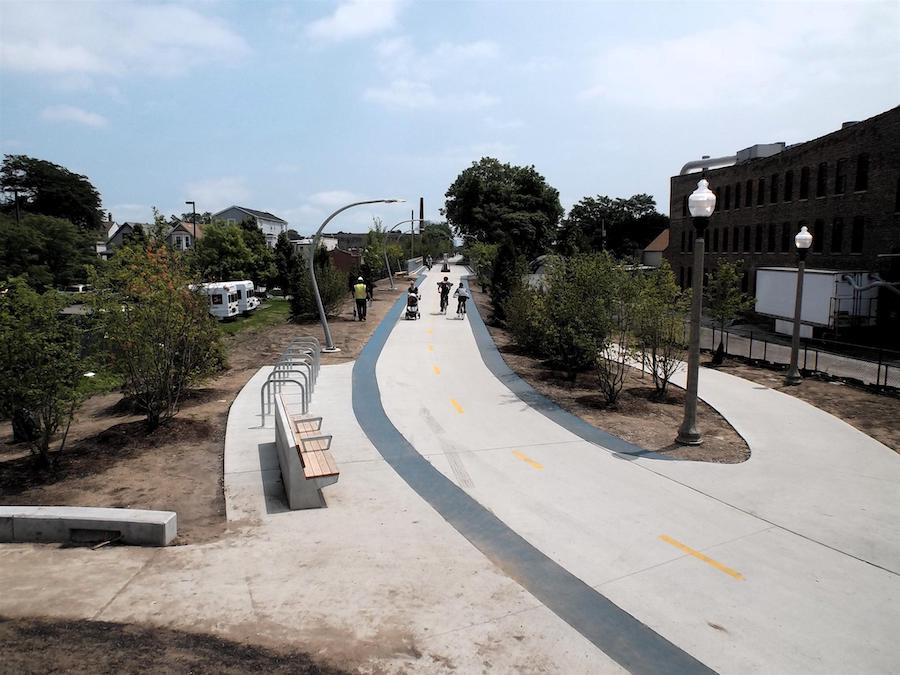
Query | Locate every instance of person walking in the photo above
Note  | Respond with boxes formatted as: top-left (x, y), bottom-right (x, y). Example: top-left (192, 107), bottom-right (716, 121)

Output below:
top-left (353, 276), bottom-right (368, 321)
top-left (453, 282), bottom-right (469, 318)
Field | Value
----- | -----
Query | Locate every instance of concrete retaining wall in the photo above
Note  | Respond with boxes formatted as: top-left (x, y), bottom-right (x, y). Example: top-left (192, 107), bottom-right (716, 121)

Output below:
top-left (0, 506), bottom-right (177, 546)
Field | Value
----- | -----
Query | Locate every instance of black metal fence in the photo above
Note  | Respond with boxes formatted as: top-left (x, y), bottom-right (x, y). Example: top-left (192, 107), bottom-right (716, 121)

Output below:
top-left (703, 326), bottom-right (898, 390)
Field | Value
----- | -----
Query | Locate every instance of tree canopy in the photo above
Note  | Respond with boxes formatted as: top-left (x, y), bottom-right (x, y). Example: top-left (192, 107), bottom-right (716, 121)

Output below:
top-left (556, 194), bottom-right (668, 259)
top-left (1, 155), bottom-right (103, 232)
top-left (190, 221), bottom-right (274, 286)
top-left (443, 157), bottom-right (563, 260)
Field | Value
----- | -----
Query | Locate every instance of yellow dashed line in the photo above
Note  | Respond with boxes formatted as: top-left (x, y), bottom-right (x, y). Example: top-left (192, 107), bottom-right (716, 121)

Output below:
top-left (451, 399), bottom-right (464, 414)
top-left (433, 365), bottom-right (441, 375)
top-left (659, 534), bottom-right (745, 580)
top-left (427, 344), bottom-right (433, 352)
top-left (513, 451), bottom-right (543, 470)
top-left (426, 328), bottom-right (433, 335)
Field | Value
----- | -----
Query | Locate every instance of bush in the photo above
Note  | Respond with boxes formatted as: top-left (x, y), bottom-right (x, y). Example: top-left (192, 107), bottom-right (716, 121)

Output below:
top-left (635, 261), bottom-right (688, 398)
top-left (504, 283), bottom-right (550, 356)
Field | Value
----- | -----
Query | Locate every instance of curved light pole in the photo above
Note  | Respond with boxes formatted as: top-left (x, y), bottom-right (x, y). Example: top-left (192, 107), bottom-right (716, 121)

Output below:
top-left (784, 226), bottom-right (813, 385)
top-left (309, 199), bottom-right (405, 352)
top-left (676, 178), bottom-right (716, 446)
top-left (384, 218), bottom-right (424, 289)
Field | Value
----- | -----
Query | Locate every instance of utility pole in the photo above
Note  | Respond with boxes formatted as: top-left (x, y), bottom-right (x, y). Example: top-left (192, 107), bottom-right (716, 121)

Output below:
top-left (410, 209), bottom-right (415, 258)
top-left (13, 189), bottom-right (20, 226)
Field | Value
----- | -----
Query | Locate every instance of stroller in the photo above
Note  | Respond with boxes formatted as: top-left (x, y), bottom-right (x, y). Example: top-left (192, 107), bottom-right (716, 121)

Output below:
top-left (405, 292), bottom-right (420, 320)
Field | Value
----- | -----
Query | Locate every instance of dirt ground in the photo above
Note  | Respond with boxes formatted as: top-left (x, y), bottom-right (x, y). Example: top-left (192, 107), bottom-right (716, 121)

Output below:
top-left (0, 280), bottom-right (408, 544)
top-left (470, 289), bottom-right (750, 463)
top-left (0, 616), bottom-right (348, 675)
top-left (715, 360), bottom-right (899, 452)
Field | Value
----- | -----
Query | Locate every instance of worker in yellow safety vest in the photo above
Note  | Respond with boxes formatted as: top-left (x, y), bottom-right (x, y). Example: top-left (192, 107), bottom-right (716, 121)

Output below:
top-left (353, 276), bottom-right (368, 321)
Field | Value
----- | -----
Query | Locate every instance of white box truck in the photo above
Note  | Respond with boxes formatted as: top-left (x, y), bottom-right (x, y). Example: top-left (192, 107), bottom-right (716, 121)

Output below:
top-left (755, 268), bottom-right (879, 337)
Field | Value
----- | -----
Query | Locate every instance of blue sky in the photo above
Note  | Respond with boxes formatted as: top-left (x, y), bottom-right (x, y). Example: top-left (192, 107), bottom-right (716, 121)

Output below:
top-left (1, 0), bottom-right (898, 234)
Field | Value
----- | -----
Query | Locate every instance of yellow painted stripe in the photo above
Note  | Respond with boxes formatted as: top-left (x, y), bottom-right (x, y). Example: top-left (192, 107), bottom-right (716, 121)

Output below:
top-left (513, 451), bottom-right (543, 470)
top-left (426, 328), bottom-right (433, 335)
top-left (451, 399), bottom-right (464, 414)
top-left (427, 344), bottom-right (433, 352)
top-left (659, 534), bottom-right (745, 580)
top-left (433, 364), bottom-right (441, 375)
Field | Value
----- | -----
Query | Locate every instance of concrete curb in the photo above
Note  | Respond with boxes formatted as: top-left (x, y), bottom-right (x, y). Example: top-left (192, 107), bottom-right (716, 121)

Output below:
top-left (0, 506), bottom-right (177, 546)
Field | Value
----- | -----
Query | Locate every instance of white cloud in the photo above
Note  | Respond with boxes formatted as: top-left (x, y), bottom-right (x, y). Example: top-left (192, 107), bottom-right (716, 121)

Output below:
top-left (308, 190), bottom-right (363, 207)
top-left (185, 177), bottom-right (250, 213)
top-left (580, 3), bottom-right (899, 111)
top-left (41, 104), bottom-right (108, 127)
top-left (366, 37), bottom-right (501, 110)
top-left (0, 2), bottom-right (249, 79)
top-left (306, 0), bottom-right (405, 42)
top-left (107, 203), bottom-right (154, 225)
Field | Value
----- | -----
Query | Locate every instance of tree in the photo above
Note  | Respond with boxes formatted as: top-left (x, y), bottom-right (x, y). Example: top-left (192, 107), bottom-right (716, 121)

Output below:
top-left (363, 219), bottom-right (388, 276)
top-left (556, 194), bottom-right (668, 259)
top-left (190, 222), bottom-right (255, 281)
top-left (443, 157), bottom-right (563, 260)
top-left (0, 213), bottom-right (95, 290)
top-left (463, 241), bottom-right (498, 292)
top-left (634, 261), bottom-right (688, 398)
top-left (1, 155), bottom-right (103, 231)
top-left (0, 279), bottom-right (86, 467)
top-left (419, 222), bottom-right (453, 259)
top-left (273, 231), bottom-right (298, 291)
top-left (237, 218), bottom-right (276, 288)
top-left (705, 261), bottom-right (754, 363)
top-left (89, 246), bottom-right (223, 429)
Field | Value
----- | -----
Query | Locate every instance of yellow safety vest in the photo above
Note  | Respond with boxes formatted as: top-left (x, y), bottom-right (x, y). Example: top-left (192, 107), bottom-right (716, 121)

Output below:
top-left (353, 283), bottom-right (367, 300)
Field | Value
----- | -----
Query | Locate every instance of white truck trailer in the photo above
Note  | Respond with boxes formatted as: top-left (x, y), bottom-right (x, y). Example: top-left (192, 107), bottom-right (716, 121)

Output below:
top-left (755, 267), bottom-right (879, 337)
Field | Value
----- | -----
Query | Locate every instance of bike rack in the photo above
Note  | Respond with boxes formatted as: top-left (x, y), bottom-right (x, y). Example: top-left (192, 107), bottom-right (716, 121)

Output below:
top-left (282, 345), bottom-right (319, 379)
top-left (274, 358), bottom-right (314, 399)
top-left (267, 366), bottom-right (310, 411)
top-left (260, 377), bottom-right (306, 425)
top-left (258, 335), bottom-right (323, 424)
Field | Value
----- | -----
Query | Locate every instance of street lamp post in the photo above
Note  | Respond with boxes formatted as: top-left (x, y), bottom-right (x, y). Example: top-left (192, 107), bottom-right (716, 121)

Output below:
top-left (784, 226), bottom-right (813, 385)
top-left (385, 218), bottom-right (424, 290)
top-left (184, 200), bottom-right (197, 244)
top-left (310, 199), bottom-right (405, 352)
top-left (676, 178), bottom-right (716, 446)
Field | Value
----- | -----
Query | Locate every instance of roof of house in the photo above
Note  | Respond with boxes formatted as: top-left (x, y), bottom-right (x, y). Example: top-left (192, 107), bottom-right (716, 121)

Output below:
top-left (167, 221), bottom-right (205, 239)
top-left (213, 206), bottom-right (287, 224)
top-left (106, 221), bottom-right (150, 243)
top-left (643, 229), bottom-right (669, 253)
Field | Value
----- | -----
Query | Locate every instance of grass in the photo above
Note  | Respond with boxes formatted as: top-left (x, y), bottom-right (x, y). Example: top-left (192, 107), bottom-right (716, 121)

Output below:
top-left (218, 298), bottom-right (292, 336)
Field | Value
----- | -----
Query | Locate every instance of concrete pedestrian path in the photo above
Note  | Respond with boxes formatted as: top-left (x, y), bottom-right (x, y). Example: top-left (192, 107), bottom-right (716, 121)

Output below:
top-left (371, 262), bottom-right (899, 674)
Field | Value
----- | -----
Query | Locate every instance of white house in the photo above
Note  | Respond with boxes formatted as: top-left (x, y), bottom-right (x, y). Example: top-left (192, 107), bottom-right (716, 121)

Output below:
top-left (212, 206), bottom-right (288, 248)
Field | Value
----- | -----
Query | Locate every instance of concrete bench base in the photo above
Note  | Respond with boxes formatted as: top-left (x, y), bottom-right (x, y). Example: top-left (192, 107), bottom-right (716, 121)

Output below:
top-left (0, 506), bottom-right (177, 546)
top-left (274, 397), bottom-right (339, 510)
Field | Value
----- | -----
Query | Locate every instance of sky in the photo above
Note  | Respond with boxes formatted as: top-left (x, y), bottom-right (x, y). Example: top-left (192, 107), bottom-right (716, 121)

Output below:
top-left (1, 0), bottom-right (898, 234)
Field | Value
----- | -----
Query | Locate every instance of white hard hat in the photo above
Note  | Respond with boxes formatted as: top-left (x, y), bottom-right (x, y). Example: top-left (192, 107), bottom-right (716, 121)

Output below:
top-left (358, 276), bottom-right (363, 281)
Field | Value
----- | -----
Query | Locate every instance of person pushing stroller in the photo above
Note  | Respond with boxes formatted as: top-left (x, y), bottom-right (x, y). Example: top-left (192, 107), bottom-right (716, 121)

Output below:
top-left (405, 282), bottom-right (420, 320)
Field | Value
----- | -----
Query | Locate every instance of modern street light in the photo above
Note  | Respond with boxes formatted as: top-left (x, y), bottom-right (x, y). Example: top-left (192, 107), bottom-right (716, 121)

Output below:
top-left (784, 225), bottom-right (813, 385)
top-left (385, 218), bottom-right (424, 290)
top-left (676, 178), bottom-right (716, 446)
top-left (184, 200), bottom-right (197, 244)
top-left (310, 199), bottom-right (405, 352)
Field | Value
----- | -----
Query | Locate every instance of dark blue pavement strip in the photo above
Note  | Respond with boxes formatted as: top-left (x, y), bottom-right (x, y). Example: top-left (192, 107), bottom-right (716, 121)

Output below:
top-left (351, 279), bottom-right (714, 675)
top-left (460, 276), bottom-right (675, 462)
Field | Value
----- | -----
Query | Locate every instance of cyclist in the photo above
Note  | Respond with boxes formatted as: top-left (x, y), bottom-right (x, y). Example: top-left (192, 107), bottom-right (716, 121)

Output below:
top-left (437, 276), bottom-right (452, 314)
top-left (453, 282), bottom-right (469, 317)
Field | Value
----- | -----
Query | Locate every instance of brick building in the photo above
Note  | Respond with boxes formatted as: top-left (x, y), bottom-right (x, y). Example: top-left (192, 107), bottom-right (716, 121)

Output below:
top-left (666, 106), bottom-right (900, 330)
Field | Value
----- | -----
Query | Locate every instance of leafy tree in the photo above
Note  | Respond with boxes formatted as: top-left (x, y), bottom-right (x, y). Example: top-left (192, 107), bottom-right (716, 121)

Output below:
top-left (705, 261), bottom-right (754, 363)
top-left (443, 157), bottom-right (563, 260)
top-left (489, 240), bottom-right (527, 321)
top-left (1, 155), bottom-right (103, 231)
top-left (0, 213), bottom-right (95, 290)
top-left (363, 219), bottom-right (388, 276)
top-left (273, 231), bottom-right (298, 291)
top-left (593, 258), bottom-right (640, 406)
top-left (177, 211), bottom-right (213, 225)
top-left (463, 241), bottom-right (498, 292)
top-left (190, 222), bottom-right (255, 281)
top-left (89, 246), bottom-right (223, 429)
top-left (635, 261), bottom-right (688, 398)
top-left (385, 242), bottom-right (404, 275)
top-left (504, 280), bottom-right (550, 356)
top-left (237, 218), bottom-right (276, 288)
top-left (419, 222), bottom-right (453, 259)
top-left (288, 253), bottom-right (315, 320)
top-left (556, 194), bottom-right (668, 259)
top-left (0, 279), bottom-right (86, 467)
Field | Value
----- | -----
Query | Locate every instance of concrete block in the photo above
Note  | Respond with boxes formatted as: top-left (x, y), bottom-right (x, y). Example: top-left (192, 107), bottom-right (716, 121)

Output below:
top-left (0, 506), bottom-right (177, 546)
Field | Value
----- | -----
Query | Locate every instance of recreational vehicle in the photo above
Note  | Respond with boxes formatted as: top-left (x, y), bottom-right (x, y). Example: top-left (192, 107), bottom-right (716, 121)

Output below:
top-left (202, 282), bottom-right (240, 319)
top-left (232, 280), bottom-right (260, 314)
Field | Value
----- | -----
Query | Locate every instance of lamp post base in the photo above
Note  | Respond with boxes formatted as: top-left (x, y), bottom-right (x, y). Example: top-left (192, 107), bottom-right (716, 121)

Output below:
top-left (783, 370), bottom-right (802, 386)
top-left (321, 347), bottom-right (341, 353)
top-left (675, 425), bottom-right (703, 446)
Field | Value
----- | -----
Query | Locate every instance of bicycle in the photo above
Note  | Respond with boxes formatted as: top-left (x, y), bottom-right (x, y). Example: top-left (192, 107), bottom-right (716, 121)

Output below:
top-left (439, 293), bottom-right (449, 314)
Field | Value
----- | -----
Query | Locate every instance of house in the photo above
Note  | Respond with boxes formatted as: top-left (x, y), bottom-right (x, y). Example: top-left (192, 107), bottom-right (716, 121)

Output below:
top-left (291, 236), bottom-right (338, 258)
top-left (642, 229), bottom-right (669, 268)
top-left (212, 206), bottom-right (288, 247)
top-left (105, 222), bottom-right (152, 252)
top-left (166, 221), bottom-right (204, 251)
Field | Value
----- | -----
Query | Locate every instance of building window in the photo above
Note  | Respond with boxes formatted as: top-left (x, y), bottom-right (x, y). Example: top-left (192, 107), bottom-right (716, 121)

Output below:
top-left (813, 219), bottom-right (824, 252)
top-left (851, 217), bottom-right (864, 253)
top-left (781, 223), bottom-right (791, 253)
top-left (724, 185), bottom-right (731, 210)
top-left (757, 177), bottom-right (765, 205)
top-left (745, 180), bottom-right (753, 207)
top-left (227, 218), bottom-right (236, 225)
top-left (835, 158), bottom-right (847, 194)
top-left (743, 225), bottom-right (751, 252)
top-left (687, 266), bottom-right (693, 288)
top-left (770, 174), bottom-right (778, 203)
top-left (681, 230), bottom-right (686, 253)
top-left (680, 267), bottom-right (685, 287)
top-left (741, 271), bottom-right (749, 292)
top-left (734, 182), bottom-right (742, 209)
top-left (754, 224), bottom-right (763, 252)
top-left (799, 166), bottom-right (809, 199)
top-left (855, 154), bottom-right (869, 191)
top-left (722, 228), bottom-right (729, 252)
top-left (767, 223), bottom-right (776, 252)
top-left (688, 233), bottom-right (693, 252)
top-left (784, 170), bottom-right (794, 201)
top-left (712, 228), bottom-right (719, 252)
top-left (831, 218), bottom-right (843, 253)
top-left (682, 195), bottom-right (688, 217)
top-left (733, 227), bottom-right (740, 253)
top-left (816, 162), bottom-right (827, 197)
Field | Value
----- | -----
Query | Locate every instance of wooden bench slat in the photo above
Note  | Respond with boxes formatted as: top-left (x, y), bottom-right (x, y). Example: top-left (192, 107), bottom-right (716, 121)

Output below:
top-left (304, 450), bottom-right (324, 477)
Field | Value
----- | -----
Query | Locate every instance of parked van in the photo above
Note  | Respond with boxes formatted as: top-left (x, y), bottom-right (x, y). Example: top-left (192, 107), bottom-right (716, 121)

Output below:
top-left (202, 282), bottom-right (240, 319)
top-left (232, 280), bottom-right (260, 314)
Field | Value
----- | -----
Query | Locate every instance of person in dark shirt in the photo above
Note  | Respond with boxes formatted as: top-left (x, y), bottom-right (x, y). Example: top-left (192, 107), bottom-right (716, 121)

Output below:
top-left (437, 277), bottom-right (452, 313)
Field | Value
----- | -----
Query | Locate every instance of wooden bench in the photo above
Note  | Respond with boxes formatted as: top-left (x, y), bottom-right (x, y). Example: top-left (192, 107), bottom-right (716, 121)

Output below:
top-left (273, 395), bottom-right (340, 509)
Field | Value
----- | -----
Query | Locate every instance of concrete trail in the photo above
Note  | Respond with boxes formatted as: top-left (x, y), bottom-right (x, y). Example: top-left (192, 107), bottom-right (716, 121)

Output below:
top-left (375, 262), bottom-right (900, 675)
